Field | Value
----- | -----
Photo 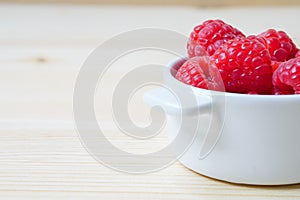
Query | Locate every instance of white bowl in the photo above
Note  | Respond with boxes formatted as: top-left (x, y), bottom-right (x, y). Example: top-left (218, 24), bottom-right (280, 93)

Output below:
top-left (144, 57), bottom-right (300, 185)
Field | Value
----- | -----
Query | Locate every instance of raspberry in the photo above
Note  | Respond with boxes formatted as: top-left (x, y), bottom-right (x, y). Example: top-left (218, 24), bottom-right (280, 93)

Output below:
top-left (273, 57), bottom-right (300, 94)
top-left (271, 60), bottom-right (281, 72)
top-left (212, 37), bottom-right (273, 94)
top-left (257, 29), bottom-right (298, 62)
top-left (187, 19), bottom-right (245, 57)
top-left (175, 57), bottom-right (224, 91)
top-left (296, 50), bottom-right (300, 57)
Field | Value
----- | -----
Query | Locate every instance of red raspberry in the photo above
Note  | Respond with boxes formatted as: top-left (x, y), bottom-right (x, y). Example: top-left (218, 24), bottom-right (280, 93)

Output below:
top-left (271, 60), bottom-right (281, 72)
top-left (175, 57), bottom-right (224, 91)
top-left (273, 57), bottom-right (300, 94)
top-left (212, 37), bottom-right (273, 94)
top-left (187, 19), bottom-right (245, 57)
top-left (257, 29), bottom-right (298, 62)
top-left (296, 50), bottom-right (300, 57)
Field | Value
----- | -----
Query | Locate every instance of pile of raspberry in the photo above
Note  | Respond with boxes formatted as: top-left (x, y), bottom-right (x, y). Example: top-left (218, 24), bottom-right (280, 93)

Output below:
top-left (176, 19), bottom-right (300, 95)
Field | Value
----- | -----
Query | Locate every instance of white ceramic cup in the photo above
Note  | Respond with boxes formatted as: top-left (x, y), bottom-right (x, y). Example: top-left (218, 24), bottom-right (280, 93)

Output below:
top-left (144, 57), bottom-right (300, 185)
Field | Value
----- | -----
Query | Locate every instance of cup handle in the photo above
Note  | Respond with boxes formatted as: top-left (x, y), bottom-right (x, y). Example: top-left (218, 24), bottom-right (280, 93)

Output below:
top-left (143, 87), bottom-right (211, 116)
top-left (144, 87), bottom-right (223, 160)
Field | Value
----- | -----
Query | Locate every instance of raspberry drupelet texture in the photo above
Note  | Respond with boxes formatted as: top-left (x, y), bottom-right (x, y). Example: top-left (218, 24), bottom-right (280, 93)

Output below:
top-left (175, 57), bottom-right (224, 91)
top-left (257, 29), bottom-right (298, 62)
top-left (211, 37), bottom-right (273, 94)
top-left (296, 50), bottom-right (300, 57)
top-left (175, 58), bottom-right (207, 89)
top-left (187, 19), bottom-right (245, 57)
top-left (273, 57), bottom-right (300, 94)
top-left (271, 60), bottom-right (281, 72)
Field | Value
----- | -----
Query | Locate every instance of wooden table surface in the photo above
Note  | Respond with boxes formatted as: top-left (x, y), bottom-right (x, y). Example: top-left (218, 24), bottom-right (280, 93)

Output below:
top-left (1, 4), bottom-right (300, 200)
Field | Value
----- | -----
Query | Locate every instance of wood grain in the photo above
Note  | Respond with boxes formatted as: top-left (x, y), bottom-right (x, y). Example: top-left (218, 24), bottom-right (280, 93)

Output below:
top-left (1, 0), bottom-right (300, 7)
top-left (0, 4), bottom-right (300, 199)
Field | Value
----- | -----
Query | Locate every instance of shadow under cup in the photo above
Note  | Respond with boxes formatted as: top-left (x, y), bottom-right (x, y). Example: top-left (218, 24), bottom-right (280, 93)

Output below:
top-left (144, 57), bottom-right (300, 185)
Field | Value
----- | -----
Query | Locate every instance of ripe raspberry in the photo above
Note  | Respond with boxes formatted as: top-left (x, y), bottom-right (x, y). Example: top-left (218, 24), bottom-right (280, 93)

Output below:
top-left (271, 60), bottom-right (281, 72)
top-left (257, 29), bottom-right (298, 62)
top-left (273, 57), bottom-right (300, 94)
top-left (187, 19), bottom-right (245, 57)
top-left (296, 50), bottom-right (300, 57)
top-left (212, 37), bottom-right (273, 94)
top-left (175, 57), bottom-right (224, 91)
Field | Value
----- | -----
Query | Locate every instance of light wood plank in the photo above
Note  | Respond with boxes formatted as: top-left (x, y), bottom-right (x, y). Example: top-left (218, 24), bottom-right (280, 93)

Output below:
top-left (1, 0), bottom-right (300, 7)
top-left (0, 4), bottom-right (300, 200)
